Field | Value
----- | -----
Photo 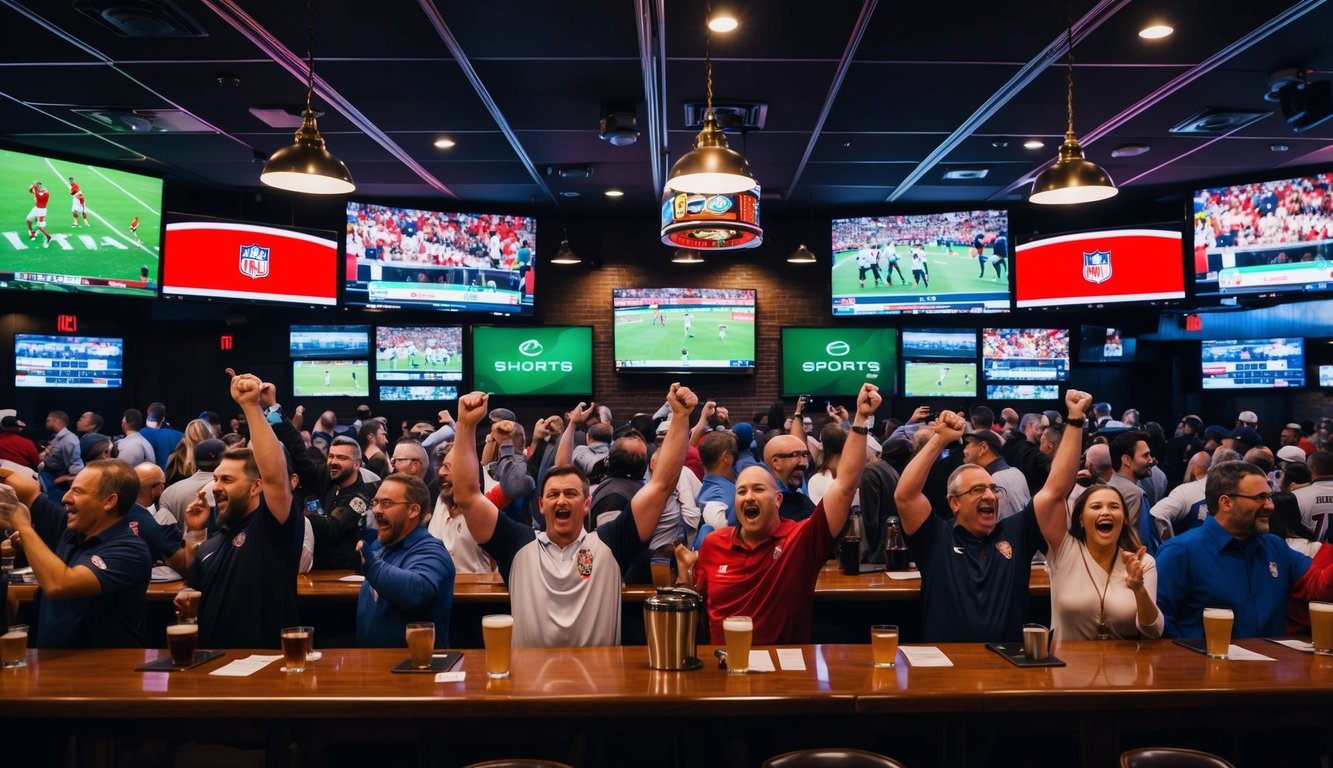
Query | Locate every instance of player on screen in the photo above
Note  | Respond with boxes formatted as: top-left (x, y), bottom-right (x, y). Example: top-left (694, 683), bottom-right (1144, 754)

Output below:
top-left (911, 246), bottom-right (929, 288)
top-left (25, 181), bottom-right (54, 248)
top-left (856, 248), bottom-right (875, 288)
top-left (683, 311), bottom-right (694, 339)
top-left (972, 230), bottom-right (987, 276)
top-left (964, 371), bottom-right (971, 388)
top-left (130, 215), bottom-right (140, 242)
top-left (681, 347), bottom-right (689, 364)
top-left (718, 324), bottom-right (727, 342)
top-left (650, 303), bottom-right (662, 326)
top-left (936, 366), bottom-right (950, 387)
top-left (884, 242), bottom-right (907, 285)
top-left (68, 177), bottom-right (89, 228)
top-left (324, 369), bottom-right (332, 387)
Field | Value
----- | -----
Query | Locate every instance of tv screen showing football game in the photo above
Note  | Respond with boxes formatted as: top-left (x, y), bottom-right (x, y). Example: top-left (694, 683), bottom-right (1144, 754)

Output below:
top-left (779, 327), bottom-right (896, 397)
top-left (471, 325), bottom-right (593, 396)
top-left (1079, 326), bottom-right (1137, 364)
top-left (902, 361), bottom-right (977, 398)
top-left (982, 328), bottom-right (1070, 381)
top-left (289, 325), bottom-right (370, 359)
top-left (344, 201), bottom-right (536, 315)
top-left (292, 360), bottom-right (369, 397)
top-left (15, 334), bottom-right (123, 389)
top-left (379, 385), bottom-right (459, 402)
top-left (375, 326), bottom-right (463, 382)
top-left (0, 146), bottom-right (162, 298)
top-left (986, 384), bottom-right (1059, 400)
top-left (163, 216), bottom-right (338, 305)
top-left (900, 329), bottom-right (978, 359)
top-left (1014, 227), bottom-right (1186, 307)
top-left (1193, 173), bottom-right (1333, 299)
top-left (1200, 338), bottom-right (1305, 389)
top-left (612, 288), bottom-right (756, 373)
top-left (831, 210), bottom-right (1010, 315)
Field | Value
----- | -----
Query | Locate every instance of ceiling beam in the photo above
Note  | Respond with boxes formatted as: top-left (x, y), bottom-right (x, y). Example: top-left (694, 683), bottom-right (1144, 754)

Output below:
top-left (636, 0), bottom-right (669, 195)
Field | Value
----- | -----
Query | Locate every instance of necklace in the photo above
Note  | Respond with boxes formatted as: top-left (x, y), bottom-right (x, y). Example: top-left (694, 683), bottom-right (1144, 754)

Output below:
top-left (1078, 541), bottom-right (1115, 640)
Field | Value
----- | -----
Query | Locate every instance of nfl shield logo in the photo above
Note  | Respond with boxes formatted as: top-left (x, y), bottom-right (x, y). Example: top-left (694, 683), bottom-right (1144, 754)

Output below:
top-left (238, 244), bottom-right (271, 279)
top-left (1082, 250), bottom-right (1112, 284)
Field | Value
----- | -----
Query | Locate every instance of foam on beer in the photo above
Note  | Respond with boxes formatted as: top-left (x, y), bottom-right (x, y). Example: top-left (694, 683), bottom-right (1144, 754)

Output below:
top-left (166, 624), bottom-right (197, 636)
top-left (482, 614), bottom-right (514, 629)
top-left (1202, 608), bottom-right (1233, 620)
top-left (723, 616), bottom-right (752, 632)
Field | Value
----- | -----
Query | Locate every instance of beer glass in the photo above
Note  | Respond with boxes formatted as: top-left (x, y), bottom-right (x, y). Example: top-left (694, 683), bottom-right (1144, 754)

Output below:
top-left (870, 624), bottom-right (899, 668)
top-left (0, 624), bottom-right (28, 669)
top-left (167, 623), bottom-right (198, 668)
top-left (1203, 608), bottom-right (1234, 659)
top-left (406, 622), bottom-right (435, 669)
top-left (1310, 601), bottom-right (1333, 655)
top-left (723, 615), bottom-right (753, 674)
top-left (281, 626), bottom-right (312, 672)
top-left (482, 614), bottom-right (514, 679)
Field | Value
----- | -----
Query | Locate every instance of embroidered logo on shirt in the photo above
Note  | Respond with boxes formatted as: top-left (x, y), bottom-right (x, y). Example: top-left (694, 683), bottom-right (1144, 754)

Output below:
top-left (718, 564), bottom-right (728, 574)
top-left (129, 521), bottom-right (140, 537)
top-left (90, 555), bottom-right (107, 570)
top-left (995, 541), bottom-right (1013, 560)
top-left (350, 497), bottom-right (367, 514)
top-left (576, 547), bottom-right (593, 580)
top-left (233, 532), bottom-right (247, 548)
top-left (1269, 561), bottom-right (1279, 578)
top-left (772, 544), bottom-right (783, 560)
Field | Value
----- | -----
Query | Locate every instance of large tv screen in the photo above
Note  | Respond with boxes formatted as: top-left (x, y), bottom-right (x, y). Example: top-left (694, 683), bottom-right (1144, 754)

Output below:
top-left (375, 326), bottom-right (463, 382)
top-left (292, 360), bottom-right (369, 397)
top-left (345, 202), bottom-right (536, 315)
top-left (0, 146), bottom-right (162, 298)
top-left (831, 210), bottom-right (1010, 315)
top-left (900, 329), bottom-right (977, 359)
top-left (902, 360), bottom-right (977, 398)
top-left (163, 216), bottom-right (338, 306)
top-left (612, 288), bottom-right (756, 373)
top-left (15, 334), bottom-right (123, 389)
top-left (779, 327), bottom-right (896, 397)
top-left (1320, 364), bottom-right (1333, 388)
top-left (290, 325), bottom-right (370, 359)
top-left (1015, 227), bottom-right (1185, 307)
top-left (986, 383), bottom-right (1059, 400)
top-left (982, 328), bottom-right (1070, 381)
top-left (379, 385), bottom-right (459, 402)
top-left (1193, 173), bottom-right (1333, 300)
top-left (1200, 338), bottom-right (1305, 389)
top-left (1078, 326), bottom-right (1137, 364)
top-left (472, 326), bottom-right (593, 396)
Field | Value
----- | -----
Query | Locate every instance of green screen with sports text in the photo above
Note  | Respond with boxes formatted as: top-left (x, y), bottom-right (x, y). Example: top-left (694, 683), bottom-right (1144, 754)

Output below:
top-left (781, 327), bottom-right (897, 397)
top-left (471, 326), bottom-right (593, 396)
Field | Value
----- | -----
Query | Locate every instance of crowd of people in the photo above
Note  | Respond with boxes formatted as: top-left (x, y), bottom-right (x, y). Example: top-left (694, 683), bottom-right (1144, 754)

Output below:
top-left (1195, 173), bottom-right (1333, 251)
top-left (2, 380), bottom-right (1333, 662)
top-left (345, 203), bottom-right (536, 273)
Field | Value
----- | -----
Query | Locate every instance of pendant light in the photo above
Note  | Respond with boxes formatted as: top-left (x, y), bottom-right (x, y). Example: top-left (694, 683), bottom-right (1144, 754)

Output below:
top-left (671, 248), bottom-right (705, 264)
top-left (787, 243), bottom-right (817, 264)
top-left (665, 0), bottom-right (756, 195)
top-left (260, 0), bottom-right (355, 195)
top-left (1029, 5), bottom-right (1117, 205)
top-left (551, 236), bottom-right (581, 265)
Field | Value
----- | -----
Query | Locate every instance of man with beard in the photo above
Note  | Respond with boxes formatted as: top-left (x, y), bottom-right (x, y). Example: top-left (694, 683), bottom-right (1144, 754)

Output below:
top-left (306, 436), bottom-right (372, 571)
top-left (452, 384), bottom-right (695, 647)
top-left (176, 370), bottom-right (300, 649)
top-left (764, 434), bottom-right (815, 521)
top-left (894, 391), bottom-right (1092, 642)
top-left (427, 440), bottom-right (533, 573)
top-left (1109, 430), bottom-right (1157, 554)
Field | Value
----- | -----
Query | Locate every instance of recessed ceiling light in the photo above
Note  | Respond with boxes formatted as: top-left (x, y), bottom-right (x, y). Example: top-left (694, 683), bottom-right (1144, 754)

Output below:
top-left (604, 188), bottom-right (624, 198)
top-left (1111, 143), bottom-right (1150, 158)
top-left (708, 14), bottom-right (738, 33)
top-left (1138, 24), bottom-right (1174, 40)
top-left (1023, 139), bottom-right (1045, 149)
top-left (433, 137), bottom-right (455, 149)
top-left (1270, 143), bottom-right (1290, 152)
top-left (560, 191), bottom-right (580, 198)
top-left (992, 139), bottom-right (1010, 149)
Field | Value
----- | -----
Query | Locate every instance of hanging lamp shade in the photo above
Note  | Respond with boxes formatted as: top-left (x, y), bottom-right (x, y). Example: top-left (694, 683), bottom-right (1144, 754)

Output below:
top-left (666, 111), bottom-right (756, 195)
top-left (671, 248), bottom-right (705, 263)
top-left (550, 238), bottom-right (581, 265)
top-left (1029, 130), bottom-right (1117, 205)
top-left (787, 243), bottom-right (817, 263)
top-left (261, 109), bottom-right (355, 195)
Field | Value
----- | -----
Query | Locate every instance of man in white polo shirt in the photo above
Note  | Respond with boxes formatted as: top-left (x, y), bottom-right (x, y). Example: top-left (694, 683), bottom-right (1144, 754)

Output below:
top-left (451, 383), bottom-right (697, 646)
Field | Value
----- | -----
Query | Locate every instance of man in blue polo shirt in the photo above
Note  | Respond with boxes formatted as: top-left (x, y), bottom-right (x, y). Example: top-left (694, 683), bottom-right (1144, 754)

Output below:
top-left (691, 430), bottom-right (738, 546)
top-left (1157, 460), bottom-right (1330, 639)
top-left (894, 390), bottom-right (1090, 642)
top-left (0, 459), bottom-right (150, 647)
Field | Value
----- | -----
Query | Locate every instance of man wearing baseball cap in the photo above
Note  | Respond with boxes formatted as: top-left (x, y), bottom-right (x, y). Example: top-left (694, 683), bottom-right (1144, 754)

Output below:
top-left (1236, 410), bottom-right (1259, 430)
top-left (0, 415), bottom-right (40, 471)
top-left (960, 429), bottom-right (1029, 521)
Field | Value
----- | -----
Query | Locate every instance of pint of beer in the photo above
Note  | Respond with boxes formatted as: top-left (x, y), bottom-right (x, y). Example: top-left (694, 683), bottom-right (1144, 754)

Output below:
top-left (167, 623), bottom-right (199, 668)
top-left (1310, 601), bottom-right (1333, 655)
top-left (1202, 607), bottom-right (1234, 659)
top-left (723, 615), bottom-right (753, 674)
top-left (482, 614), bottom-right (514, 679)
top-left (406, 622), bottom-right (435, 669)
top-left (281, 627), bottom-right (311, 672)
top-left (870, 624), bottom-right (899, 668)
top-left (0, 624), bottom-right (28, 669)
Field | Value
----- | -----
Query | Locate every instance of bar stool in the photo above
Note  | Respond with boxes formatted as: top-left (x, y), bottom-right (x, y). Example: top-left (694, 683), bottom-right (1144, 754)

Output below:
top-left (762, 748), bottom-right (907, 768)
top-left (1119, 747), bottom-right (1235, 768)
top-left (462, 761), bottom-right (574, 768)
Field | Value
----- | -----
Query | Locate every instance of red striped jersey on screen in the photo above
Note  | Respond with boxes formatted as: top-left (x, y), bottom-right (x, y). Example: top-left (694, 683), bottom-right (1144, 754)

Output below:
top-left (162, 221), bottom-right (338, 305)
top-left (1014, 228), bottom-right (1185, 308)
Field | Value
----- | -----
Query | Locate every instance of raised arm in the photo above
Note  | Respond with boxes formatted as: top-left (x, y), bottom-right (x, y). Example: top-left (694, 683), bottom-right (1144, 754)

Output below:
top-left (894, 411), bottom-right (965, 535)
top-left (451, 391), bottom-right (500, 544)
top-left (1034, 389), bottom-right (1091, 550)
top-left (630, 383), bottom-right (698, 542)
top-left (789, 396), bottom-right (808, 439)
top-left (823, 384), bottom-right (881, 538)
top-left (0, 487), bottom-right (102, 600)
top-left (228, 369), bottom-right (291, 522)
top-left (554, 401), bottom-right (592, 468)
top-left (0, 464), bottom-right (40, 508)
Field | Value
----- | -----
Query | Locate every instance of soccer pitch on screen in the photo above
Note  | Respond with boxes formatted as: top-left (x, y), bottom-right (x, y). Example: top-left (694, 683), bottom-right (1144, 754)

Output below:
top-left (831, 244), bottom-right (1005, 308)
top-left (614, 307), bottom-right (755, 368)
top-left (0, 148), bottom-right (161, 295)
top-left (903, 361), bottom-right (977, 398)
top-left (293, 361), bottom-right (369, 397)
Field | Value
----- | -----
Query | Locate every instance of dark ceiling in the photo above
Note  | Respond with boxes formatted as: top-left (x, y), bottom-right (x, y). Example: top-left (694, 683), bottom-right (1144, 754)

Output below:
top-left (3, 0), bottom-right (1332, 221)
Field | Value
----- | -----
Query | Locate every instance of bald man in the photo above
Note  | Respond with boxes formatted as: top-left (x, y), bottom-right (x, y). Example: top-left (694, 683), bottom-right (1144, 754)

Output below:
top-left (133, 462), bottom-right (167, 516)
top-left (764, 434), bottom-right (815, 522)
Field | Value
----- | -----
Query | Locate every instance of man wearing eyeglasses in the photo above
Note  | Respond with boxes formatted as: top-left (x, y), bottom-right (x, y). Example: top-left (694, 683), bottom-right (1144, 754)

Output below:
top-left (894, 390), bottom-right (1092, 642)
top-left (1156, 460), bottom-right (1333, 639)
top-left (389, 441), bottom-right (430, 482)
top-left (764, 435), bottom-right (816, 522)
top-left (355, 473), bottom-right (454, 648)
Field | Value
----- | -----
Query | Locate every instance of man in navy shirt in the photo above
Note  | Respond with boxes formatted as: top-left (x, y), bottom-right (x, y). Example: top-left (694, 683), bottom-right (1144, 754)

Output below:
top-left (0, 459), bottom-right (150, 647)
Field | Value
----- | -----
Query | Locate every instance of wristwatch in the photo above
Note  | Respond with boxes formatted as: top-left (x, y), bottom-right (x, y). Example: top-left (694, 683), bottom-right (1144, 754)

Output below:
top-left (850, 424), bottom-right (869, 435)
top-left (1065, 416), bottom-right (1086, 428)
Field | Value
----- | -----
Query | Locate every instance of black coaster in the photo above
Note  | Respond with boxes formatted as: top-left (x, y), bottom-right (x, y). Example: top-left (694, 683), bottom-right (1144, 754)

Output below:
top-left (1171, 637), bottom-right (1210, 655)
top-left (390, 652), bottom-right (463, 674)
top-left (135, 650), bottom-right (225, 672)
top-left (985, 642), bottom-right (1066, 668)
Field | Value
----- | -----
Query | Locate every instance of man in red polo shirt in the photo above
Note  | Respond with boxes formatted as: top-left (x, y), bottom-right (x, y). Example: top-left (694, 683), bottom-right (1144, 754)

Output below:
top-left (679, 383), bottom-right (880, 645)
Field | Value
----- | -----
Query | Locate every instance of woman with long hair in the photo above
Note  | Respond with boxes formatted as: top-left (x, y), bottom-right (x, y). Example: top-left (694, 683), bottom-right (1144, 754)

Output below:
top-left (165, 419), bottom-right (214, 486)
top-left (807, 424), bottom-right (848, 506)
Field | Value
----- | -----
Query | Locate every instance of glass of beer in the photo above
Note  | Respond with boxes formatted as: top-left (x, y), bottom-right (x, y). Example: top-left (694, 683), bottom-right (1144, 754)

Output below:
top-left (482, 614), bottom-right (513, 678)
top-left (167, 623), bottom-right (198, 668)
top-left (406, 622), bottom-right (435, 669)
top-left (1310, 601), bottom-right (1333, 655)
top-left (1203, 607), bottom-right (1234, 659)
top-left (650, 555), bottom-right (674, 589)
top-left (176, 589), bottom-right (201, 624)
top-left (1, 624), bottom-right (29, 669)
top-left (281, 626), bottom-right (312, 673)
top-left (723, 615), bottom-right (753, 675)
top-left (870, 624), bottom-right (899, 668)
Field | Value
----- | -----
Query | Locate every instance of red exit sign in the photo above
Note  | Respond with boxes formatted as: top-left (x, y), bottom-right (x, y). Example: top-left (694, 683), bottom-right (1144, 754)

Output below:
top-left (57, 314), bottom-right (77, 333)
top-left (220, 334), bottom-right (233, 351)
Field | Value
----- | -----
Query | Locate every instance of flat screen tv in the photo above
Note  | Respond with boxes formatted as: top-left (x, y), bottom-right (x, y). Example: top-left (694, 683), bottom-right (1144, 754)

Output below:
top-left (986, 383), bottom-right (1059, 400)
top-left (982, 328), bottom-right (1070, 381)
top-left (779, 327), bottom-right (896, 397)
top-left (900, 329), bottom-right (977, 359)
top-left (1078, 326), bottom-right (1137, 364)
top-left (1200, 338), bottom-right (1305, 389)
top-left (471, 325), bottom-right (593, 396)
top-left (15, 334), bottom-right (123, 388)
top-left (1193, 173), bottom-right (1333, 299)
top-left (290, 325), bottom-right (370, 359)
top-left (344, 201), bottom-right (536, 315)
top-left (163, 215), bottom-right (338, 305)
top-left (1320, 364), bottom-right (1333, 388)
top-left (1014, 227), bottom-right (1185, 307)
top-left (0, 146), bottom-right (162, 298)
top-left (379, 385), bottom-right (459, 402)
top-left (612, 288), bottom-right (756, 373)
top-left (831, 209), bottom-right (1010, 315)
top-left (902, 360), bottom-right (977, 398)
top-left (292, 360), bottom-right (369, 397)
top-left (375, 326), bottom-right (463, 382)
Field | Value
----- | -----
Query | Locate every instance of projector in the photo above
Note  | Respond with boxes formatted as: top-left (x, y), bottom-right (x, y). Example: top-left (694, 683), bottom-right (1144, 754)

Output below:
top-left (599, 111), bottom-right (639, 146)
top-left (1267, 68), bottom-right (1333, 133)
